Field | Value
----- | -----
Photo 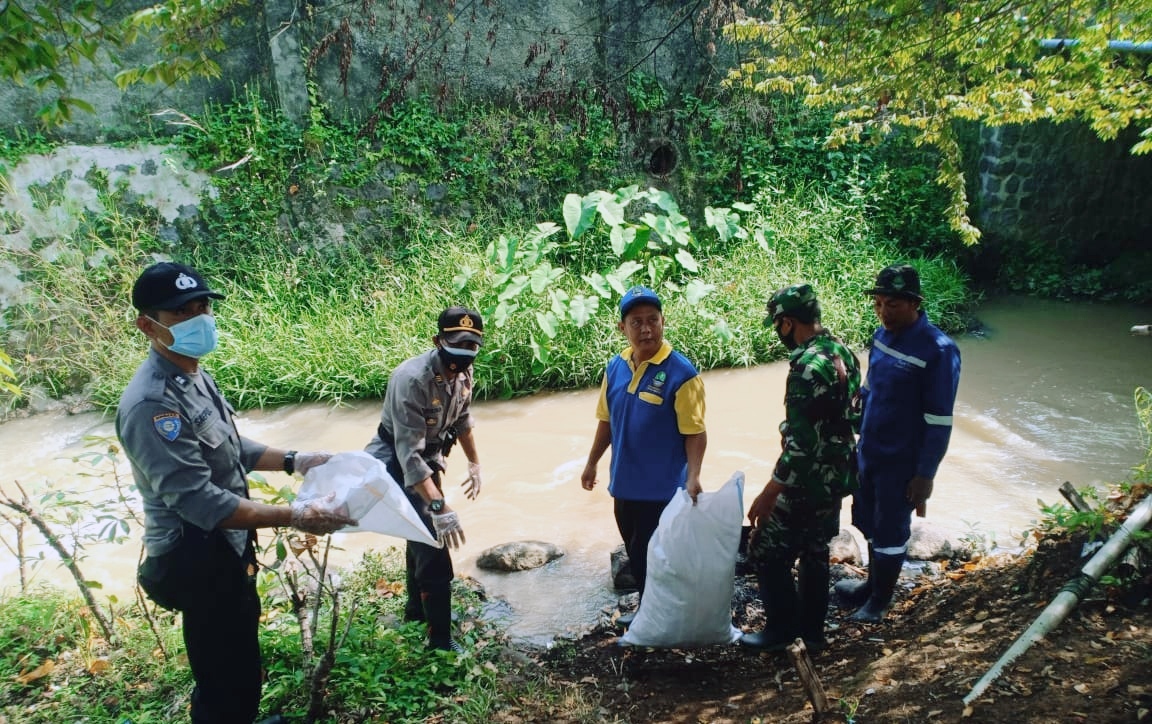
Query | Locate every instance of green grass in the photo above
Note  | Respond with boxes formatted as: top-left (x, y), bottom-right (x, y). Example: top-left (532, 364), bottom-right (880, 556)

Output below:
top-left (0, 550), bottom-right (602, 723)
top-left (0, 87), bottom-right (975, 415)
top-left (1, 179), bottom-right (973, 414)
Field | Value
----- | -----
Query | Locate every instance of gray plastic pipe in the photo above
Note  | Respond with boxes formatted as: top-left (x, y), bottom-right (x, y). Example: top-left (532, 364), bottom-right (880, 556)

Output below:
top-left (963, 492), bottom-right (1152, 706)
top-left (1040, 39), bottom-right (1152, 54)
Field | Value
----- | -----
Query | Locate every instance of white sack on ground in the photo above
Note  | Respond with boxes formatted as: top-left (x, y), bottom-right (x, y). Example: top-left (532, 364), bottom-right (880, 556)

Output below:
top-left (620, 471), bottom-right (744, 648)
top-left (298, 451), bottom-right (439, 547)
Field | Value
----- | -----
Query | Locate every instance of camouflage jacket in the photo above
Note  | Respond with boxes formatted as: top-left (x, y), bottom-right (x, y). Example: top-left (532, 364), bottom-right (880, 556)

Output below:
top-left (772, 330), bottom-right (862, 508)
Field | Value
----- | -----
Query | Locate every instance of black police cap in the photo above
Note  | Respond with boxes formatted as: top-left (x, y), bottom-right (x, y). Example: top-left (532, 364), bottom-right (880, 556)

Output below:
top-left (132, 262), bottom-right (225, 311)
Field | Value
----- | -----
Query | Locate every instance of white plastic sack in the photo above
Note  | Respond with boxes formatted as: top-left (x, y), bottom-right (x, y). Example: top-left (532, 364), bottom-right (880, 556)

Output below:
top-left (297, 451), bottom-right (439, 547)
top-left (620, 471), bottom-right (744, 648)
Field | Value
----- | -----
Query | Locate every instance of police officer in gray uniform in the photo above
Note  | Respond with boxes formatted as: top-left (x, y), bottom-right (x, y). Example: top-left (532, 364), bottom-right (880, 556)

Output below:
top-left (365, 306), bottom-right (484, 652)
top-left (117, 262), bottom-right (356, 724)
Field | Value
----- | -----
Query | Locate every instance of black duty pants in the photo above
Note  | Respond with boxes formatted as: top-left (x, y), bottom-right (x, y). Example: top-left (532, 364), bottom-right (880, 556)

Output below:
top-left (613, 498), bottom-right (671, 600)
top-left (139, 526), bottom-right (262, 723)
top-left (383, 455), bottom-right (455, 647)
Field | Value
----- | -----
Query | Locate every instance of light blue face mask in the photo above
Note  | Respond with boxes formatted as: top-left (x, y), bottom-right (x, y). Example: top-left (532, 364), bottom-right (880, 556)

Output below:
top-left (149, 314), bottom-right (219, 358)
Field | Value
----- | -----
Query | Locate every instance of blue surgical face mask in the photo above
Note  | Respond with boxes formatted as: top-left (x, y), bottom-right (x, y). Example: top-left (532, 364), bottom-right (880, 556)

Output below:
top-left (149, 314), bottom-right (219, 358)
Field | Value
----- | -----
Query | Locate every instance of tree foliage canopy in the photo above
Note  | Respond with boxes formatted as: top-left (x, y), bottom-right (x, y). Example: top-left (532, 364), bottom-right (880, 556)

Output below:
top-left (726, 0), bottom-right (1152, 243)
top-left (0, 0), bottom-right (243, 125)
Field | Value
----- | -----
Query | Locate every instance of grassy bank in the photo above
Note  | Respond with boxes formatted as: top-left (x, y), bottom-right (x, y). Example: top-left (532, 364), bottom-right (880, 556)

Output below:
top-left (0, 87), bottom-right (972, 415)
top-left (3, 180), bottom-right (971, 414)
top-left (0, 548), bottom-right (595, 723)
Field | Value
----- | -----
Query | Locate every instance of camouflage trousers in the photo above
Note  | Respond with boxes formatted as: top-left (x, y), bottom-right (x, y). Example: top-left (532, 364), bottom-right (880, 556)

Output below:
top-left (747, 498), bottom-right (841, 568)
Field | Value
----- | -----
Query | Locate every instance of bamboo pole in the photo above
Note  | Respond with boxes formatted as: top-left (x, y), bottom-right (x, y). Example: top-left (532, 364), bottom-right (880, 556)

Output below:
top-left (962, 492), bottom-right (1152, 706)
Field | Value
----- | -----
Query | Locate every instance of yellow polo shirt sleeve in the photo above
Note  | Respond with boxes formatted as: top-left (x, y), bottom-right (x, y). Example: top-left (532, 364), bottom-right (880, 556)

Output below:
top-left (674, 375), bottom-right (706, 435)
top-left (595, 374), bottom-right (610, 422)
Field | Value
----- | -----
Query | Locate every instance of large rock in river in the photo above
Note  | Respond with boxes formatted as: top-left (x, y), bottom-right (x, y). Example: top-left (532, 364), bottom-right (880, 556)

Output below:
top-left (476, 541), bottom-right (565, 571)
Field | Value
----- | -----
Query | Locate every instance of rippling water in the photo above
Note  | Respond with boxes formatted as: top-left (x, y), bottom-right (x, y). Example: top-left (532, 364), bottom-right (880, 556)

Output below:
top-left (2, 296), bottom-right (1150, 645)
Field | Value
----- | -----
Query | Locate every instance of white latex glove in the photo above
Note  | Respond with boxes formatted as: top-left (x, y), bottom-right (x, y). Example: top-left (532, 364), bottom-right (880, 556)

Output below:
top-left (431, 510), bottom-right (466, 550)
top-left (461, 462), bottom-right (482, 500)
top-left (289, 492), bottom-right (357, 535)
top-left (295, 451), bottom-right (332, 475)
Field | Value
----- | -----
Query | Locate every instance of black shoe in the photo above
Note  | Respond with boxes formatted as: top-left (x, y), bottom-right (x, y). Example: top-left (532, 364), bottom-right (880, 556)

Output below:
top-left (738, 631), bottom-right (794, 652)
top-left (429, 638), bottom-right (465, 653)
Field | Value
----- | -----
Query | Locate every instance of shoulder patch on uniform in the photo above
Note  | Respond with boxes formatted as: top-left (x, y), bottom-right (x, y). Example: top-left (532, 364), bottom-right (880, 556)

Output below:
top-left (153, 412), bottom-right (182, 441)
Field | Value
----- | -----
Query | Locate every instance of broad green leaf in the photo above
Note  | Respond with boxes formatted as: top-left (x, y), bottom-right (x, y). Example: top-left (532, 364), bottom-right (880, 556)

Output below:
top-left (549, 288), bottom-right (570, 318)
top-left (535, 311), bottom-right (559, 339)
top-left (451, 266), bottom-right (475, 293)
top-left (489, 234), bottom-right (517, 271)
top-left (529, 334), bottom-right (550, 365)
top-left (647, 257), bottom-right (673, 287)
top-left (497, 274), bottom-right (529, 301)
top-left (606, 261), bottom-right (643, 294)
top-left (563, 193), bottom-right (596, 240)
top-left (529, 262), bottom-right (565, 293)
top-left (626, 227), bottom-right (650, 258)
top-left (685, 279), bottom-right (716, 305)
top-left (674, 248), bottom-right (699, 272)
top-left (710, 318), bottom-right (733, 342)
top-left (647, 188), bottom-right (679, 214)
top-left (568, 295), bottom-right (599, 326)
top-left (614, 185), bottom-right (641, 206)
top-left (492, 299), bottom-right (520, 327)
top-left (583, 272), bottom-right (612, 298)
top-left (597, 197), bottom-right (625, 226)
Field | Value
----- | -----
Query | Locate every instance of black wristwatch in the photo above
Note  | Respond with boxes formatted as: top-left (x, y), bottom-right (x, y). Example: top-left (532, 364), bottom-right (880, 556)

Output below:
top-left (428, 498), bottom-right (445, 513)
top-left (283, 450), bottom-right (297, 475)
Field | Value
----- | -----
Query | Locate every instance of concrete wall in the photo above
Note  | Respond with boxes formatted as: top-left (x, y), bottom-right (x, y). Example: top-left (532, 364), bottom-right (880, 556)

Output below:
top-left (976, 122), bottom-right (1152, 255)
top-left (0, 1), bottom-right (1147, 254)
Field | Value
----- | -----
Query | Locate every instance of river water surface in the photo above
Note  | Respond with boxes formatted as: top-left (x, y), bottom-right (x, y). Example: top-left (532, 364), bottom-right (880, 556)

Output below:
top-left (2, 296), bottom-right (1150, 645)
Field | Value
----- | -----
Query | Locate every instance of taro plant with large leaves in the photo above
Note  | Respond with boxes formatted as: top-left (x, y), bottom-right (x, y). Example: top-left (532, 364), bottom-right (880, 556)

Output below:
top-left (455, 186), bottom-right (751, 370)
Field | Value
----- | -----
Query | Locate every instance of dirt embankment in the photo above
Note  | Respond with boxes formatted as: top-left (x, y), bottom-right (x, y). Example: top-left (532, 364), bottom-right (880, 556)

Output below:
top-left (520, 536), bottom-right (1152, 724)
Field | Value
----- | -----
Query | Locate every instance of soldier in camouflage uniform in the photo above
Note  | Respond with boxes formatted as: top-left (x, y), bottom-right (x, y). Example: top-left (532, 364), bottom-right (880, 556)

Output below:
top-left (740, 283), bottom-right (861, 653)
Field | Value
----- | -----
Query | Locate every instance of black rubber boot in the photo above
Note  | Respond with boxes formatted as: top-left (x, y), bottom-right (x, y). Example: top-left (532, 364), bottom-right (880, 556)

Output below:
top-left (740, 562), bottom-right (799, 652)
top-left (796, 557), bottom-right (830, 652)
top-left (422, 584), bottom-right (459, 651)
top-left (848, 552), bottom-right (904, 624)
top-left (834, 543), bottom-right (873, 609)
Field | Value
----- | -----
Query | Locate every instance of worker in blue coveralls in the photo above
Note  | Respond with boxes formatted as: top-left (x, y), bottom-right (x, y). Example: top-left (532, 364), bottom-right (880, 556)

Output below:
top-left (835, 264), bottom-right (961, 623)
top-left (580, 285), bottom-right (707, 626)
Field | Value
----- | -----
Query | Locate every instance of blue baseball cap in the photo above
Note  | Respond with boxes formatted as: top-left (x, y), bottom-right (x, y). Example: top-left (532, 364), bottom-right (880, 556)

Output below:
top-left (619, 285), bottom-right (662, 319)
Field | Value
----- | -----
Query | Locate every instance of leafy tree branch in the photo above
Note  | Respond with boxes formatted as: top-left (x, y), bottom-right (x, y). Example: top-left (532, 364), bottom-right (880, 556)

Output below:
top-left (726, 0), bottom-right (1152, 243)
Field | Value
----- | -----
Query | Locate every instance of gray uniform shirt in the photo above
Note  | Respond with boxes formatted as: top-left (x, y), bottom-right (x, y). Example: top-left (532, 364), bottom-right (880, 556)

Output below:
top-left (365, 349), bottom-right (475, 487)
top-left (116, 349), bottom-right (267, 557)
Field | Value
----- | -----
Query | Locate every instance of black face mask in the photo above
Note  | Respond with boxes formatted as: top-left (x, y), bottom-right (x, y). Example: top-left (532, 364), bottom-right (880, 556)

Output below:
top-left (437, 347), bottom-right (475, 373)
top-left (776, 320), bottom-right (799, 351)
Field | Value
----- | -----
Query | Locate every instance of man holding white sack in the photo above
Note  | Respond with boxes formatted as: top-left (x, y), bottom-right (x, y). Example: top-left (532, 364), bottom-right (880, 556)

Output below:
top-left (365, 306), bottom-right (484, 652)
top-left (581, 285), bottom-right (707, 626)
top-left (741, 283), bottom-right (861, 653)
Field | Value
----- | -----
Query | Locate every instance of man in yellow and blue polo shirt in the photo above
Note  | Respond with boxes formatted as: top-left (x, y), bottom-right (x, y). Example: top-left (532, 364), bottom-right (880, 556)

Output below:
top-left (581, 285), bottom-right (707, 625)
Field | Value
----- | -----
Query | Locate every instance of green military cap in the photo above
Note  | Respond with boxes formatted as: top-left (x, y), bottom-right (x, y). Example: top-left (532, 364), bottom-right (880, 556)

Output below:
top-left (765, 283), bottom-right (821, 325)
